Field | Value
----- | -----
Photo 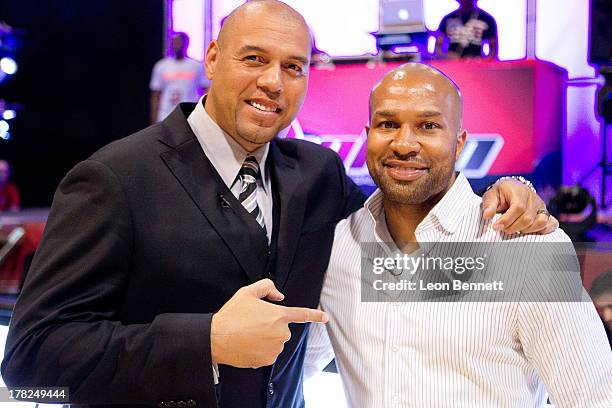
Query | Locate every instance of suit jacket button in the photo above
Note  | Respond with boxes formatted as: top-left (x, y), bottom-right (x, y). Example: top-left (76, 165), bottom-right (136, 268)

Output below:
top-left (167, 402), bottom-right (176, 408)
top-left (268, 382), bottom-right (275, 396)
top-left (187, 400), bottom-right (197, 407)
top-left (178, 401), bottom-right (187, 408)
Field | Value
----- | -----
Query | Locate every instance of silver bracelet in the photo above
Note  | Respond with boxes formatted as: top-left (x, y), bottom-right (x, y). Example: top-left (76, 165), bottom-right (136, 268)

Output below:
top-left (486, 176), bottom-right (536, 194)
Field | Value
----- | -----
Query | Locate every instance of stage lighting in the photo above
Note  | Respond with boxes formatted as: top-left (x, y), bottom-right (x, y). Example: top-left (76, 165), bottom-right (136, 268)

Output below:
top-left (0, 120), bottom-right (9, 141)
top-left (0, 57), bottom-right (17, 75)
top-left (398, 9), bottom-right (410, 21)
top-left (548, 185), bottom-right (597, 240)
top-left (2, 110), bottom-right (15, 120)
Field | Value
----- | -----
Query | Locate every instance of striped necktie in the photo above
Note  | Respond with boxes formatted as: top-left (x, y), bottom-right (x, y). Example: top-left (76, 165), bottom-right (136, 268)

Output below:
top-left (238, 156), bottom-right (267, 235)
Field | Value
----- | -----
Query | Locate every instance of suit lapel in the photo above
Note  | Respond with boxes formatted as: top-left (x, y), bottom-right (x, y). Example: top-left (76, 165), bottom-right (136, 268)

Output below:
top-left (269, 141), bottom-right (306, 290)
top-left (158, 104), bottom-right (267, 283)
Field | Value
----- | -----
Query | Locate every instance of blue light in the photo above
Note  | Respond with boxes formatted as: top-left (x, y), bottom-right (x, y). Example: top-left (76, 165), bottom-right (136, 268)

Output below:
top-left (2, 110), bottom-right (16, 120)
top-left (0, 57), bottom-right (17, 75)
top-left (0, 120), bottom-right (9, 140)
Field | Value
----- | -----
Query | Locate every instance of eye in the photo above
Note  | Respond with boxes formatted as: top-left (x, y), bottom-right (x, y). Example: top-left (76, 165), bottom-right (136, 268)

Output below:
top-left (244, 55), bottom-right (265, 64)
top-left (378, 121), bottom-right (398, 129)
top-left (286, 63), bottom-right (303, 73)
top-left (421, 122), bottom-right (441, 130)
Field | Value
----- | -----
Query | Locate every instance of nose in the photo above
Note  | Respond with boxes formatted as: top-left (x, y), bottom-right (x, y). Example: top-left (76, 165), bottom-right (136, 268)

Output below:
top-left (390, 125), bottom-right (420, 156)
top-left (257, 64), bottom-right (283, 95)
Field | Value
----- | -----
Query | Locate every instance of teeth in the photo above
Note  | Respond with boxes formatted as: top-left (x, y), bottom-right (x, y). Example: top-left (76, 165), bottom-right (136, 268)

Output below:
top-left (250, 101), bottom-right (276, 112)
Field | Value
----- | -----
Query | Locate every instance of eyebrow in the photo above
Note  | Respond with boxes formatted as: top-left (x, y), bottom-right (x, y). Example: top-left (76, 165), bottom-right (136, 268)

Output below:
top-left (416, 111), bottom-right (443, 118)
top-left (238, 45), bottom-right (309, 65)
top-left (372, 110), bottom-right (396, 118)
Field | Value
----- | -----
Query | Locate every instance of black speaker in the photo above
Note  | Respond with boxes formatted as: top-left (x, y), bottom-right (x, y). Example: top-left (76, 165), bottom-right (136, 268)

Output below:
top-left (590, 0), bottom-right (612, 66)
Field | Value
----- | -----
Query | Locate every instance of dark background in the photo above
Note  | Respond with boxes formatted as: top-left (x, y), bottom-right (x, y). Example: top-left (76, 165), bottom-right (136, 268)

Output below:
top-left (0, 0), bottom-right (164, 206)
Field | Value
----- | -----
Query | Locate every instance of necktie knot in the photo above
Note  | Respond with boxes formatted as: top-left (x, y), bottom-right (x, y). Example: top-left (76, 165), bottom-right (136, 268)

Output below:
top-left (239, 156), bottom-right (260, 184)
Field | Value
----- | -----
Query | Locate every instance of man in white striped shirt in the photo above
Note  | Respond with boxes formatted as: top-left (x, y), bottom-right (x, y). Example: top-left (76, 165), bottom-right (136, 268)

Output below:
top-left (305, 63), bottom-right (612, 407)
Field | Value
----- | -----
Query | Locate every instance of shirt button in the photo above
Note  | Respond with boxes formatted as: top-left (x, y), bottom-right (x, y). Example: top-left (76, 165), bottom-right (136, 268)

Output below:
top-left (391, 345), bottom-right (399, 353)
top-left (268, 382), bottom-right (275, 396)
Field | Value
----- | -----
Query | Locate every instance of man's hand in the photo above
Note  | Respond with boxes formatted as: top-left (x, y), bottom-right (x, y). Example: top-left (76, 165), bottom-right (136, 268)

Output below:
top-left (211, 279), bottom-right (328, 369)
top-left (482, 179), bottom-right (559, 235)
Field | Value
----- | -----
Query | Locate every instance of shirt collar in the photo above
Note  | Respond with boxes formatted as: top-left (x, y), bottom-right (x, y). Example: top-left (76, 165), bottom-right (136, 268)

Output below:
top-left (421, 173), bottom-right (473, 235)
top-left (187, 96), bottom-right (269, 189)
top-left (364, 173), bottom-right (474, 241)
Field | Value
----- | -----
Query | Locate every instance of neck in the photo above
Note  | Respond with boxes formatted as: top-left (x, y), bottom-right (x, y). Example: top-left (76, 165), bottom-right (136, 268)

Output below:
top-left (382, 174), bottom-right (457, 251)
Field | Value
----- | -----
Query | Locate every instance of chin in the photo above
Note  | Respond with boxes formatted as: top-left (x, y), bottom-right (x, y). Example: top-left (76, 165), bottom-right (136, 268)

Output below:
top-left (238, 128), bottom-right (277, 146)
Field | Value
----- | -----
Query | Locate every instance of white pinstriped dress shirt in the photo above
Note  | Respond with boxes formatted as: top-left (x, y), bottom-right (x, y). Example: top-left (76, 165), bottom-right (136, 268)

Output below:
top-left (305, 173), bottom-right (612, 407)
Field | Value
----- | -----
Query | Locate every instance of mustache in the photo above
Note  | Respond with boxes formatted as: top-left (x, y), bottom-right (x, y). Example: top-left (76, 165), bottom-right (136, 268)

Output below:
top-left (381, 154), bottom-right (429, 167)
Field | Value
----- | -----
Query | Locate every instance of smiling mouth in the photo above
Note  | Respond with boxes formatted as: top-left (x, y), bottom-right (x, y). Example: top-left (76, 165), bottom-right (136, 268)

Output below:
top-left (246, 100), bottom-right (281, 113)
top-left (383, 160), bottom-right (429, 170)
top-left (383, 161), bottom-right (429, 181)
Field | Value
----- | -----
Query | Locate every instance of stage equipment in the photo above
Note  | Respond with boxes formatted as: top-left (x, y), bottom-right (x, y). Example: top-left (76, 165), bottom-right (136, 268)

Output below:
top-left (549, 185), bottom-right (598, 240)
top-left (374, 0), bottom-right (428, 55)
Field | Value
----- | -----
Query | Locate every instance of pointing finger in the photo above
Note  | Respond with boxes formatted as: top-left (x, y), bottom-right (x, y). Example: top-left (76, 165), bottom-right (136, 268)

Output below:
top-left (283, 307), bottom-right (329, 324)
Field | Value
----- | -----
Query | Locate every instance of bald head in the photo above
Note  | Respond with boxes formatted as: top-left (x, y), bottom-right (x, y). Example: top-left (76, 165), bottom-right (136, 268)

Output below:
top-left (219, 0), bottom-right (311, 49)
top-left (370, 63), bottom-right (463, 132)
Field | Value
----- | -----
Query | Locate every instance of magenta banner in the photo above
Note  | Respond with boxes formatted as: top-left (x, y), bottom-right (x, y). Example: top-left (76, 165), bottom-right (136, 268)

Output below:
top-left (282, 59), bottom-right (565, 187)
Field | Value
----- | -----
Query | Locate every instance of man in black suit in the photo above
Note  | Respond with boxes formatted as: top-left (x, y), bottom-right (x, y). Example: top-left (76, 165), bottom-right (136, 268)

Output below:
top-left (1, 1), bottom-right (557, 407)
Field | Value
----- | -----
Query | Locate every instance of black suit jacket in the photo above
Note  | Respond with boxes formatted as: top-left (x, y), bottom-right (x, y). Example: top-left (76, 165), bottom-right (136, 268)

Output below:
top-left (1, 104), bottom-right (365, 407)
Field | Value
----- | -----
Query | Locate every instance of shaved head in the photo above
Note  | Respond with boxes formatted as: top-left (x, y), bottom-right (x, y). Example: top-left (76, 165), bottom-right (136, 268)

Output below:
top-left (218, 0), bottom-right (311, 51)
top-left (370, 63), bottom-right (463, 132)
top-left (203, 0), bottom-right (312, 151)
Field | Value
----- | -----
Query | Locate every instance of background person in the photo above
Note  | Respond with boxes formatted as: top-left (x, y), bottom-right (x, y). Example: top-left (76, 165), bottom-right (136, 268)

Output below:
top-left (150, 32), bottom-right (209, 124)
top-left (435, 0), bottom-right (498, 60)
top-left (0, 160), bottom-right (20, 212)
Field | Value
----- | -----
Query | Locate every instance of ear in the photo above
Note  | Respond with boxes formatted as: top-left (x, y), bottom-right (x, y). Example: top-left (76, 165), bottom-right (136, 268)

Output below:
top-left (455, 129), bottom-right (467, 160)
top-left (204, 40), bottom-right (220, 81)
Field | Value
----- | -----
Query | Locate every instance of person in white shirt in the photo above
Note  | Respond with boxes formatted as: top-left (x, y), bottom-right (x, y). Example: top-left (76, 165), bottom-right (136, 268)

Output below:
top-left (305, 63), bottom-right (612, 407)
top-left (149, 32), bottom-right (209, 124)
